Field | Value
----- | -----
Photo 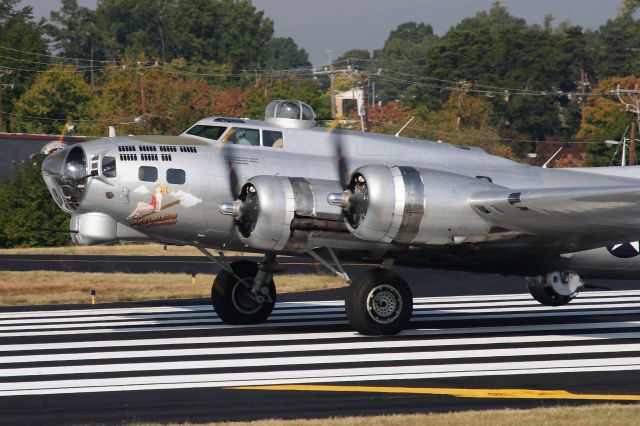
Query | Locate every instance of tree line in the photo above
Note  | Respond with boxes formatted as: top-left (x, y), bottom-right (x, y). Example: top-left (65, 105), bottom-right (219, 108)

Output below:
top-left (0, 0), bottom-right (639, 247)
top-left (0, 1), bottom-right (639, 162)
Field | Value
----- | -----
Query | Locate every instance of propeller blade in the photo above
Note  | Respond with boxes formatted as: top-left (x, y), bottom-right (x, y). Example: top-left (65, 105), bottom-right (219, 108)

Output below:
top-left (328, 116), bottom-right (349, 188)
top-left (219, 140), bottom-right (240, 198)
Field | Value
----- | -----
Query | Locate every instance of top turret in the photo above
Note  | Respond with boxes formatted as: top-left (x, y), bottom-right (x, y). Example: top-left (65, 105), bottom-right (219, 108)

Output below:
top-left (264, 100), bottom-right (316, 129)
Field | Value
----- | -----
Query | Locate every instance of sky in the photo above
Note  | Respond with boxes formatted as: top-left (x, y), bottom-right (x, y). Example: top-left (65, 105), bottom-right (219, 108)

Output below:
top-left (20, 0), bottom-right (620, 65)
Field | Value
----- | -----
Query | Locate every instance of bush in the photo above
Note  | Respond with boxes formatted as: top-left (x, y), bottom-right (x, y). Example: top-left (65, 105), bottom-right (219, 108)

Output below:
top-left (0, 159), bottom-right (71, 248)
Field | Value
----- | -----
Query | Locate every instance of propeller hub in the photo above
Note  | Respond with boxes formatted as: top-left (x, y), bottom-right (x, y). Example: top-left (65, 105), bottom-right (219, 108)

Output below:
top-left (327, 191), bottom-right (351, 208)
top-left (219, 201), bottom-right (242, 217)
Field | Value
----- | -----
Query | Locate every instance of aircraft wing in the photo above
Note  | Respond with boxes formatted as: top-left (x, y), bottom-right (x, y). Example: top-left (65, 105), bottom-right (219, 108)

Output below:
top-left (469, 185), bottom-right (640, 237)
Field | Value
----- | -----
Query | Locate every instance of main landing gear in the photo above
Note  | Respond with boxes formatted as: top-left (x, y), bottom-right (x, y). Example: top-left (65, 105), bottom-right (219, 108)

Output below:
top-left (307, 248), bottom-right (413, 335)
top-left (197, 246), bottom-right (413, 335)
top-left (525, 270), bottom-right (584, 306)
top-left (211, 260), bottom-right (276, 324)
top-left (345, 268), bottom-right (413, 335)
top-left (196, 247), bottom-right (283, 324)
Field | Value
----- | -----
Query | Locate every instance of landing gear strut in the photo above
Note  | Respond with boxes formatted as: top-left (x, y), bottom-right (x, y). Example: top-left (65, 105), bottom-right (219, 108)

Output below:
top-left (345, 268), bottom-right (413, 335)
top-left (196, 246), bottom-right (283, 325)
top-left (306, 248), bottom-right (413, 336)
top-left (526, 270), bottom-right (583, 306)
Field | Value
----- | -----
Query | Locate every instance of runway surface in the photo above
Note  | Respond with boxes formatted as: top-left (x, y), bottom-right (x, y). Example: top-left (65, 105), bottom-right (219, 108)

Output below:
top-left (1, 274), bottom-right (640, 424)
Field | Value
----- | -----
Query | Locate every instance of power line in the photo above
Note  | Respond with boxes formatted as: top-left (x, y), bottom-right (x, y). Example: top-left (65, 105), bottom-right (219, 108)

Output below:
top-left (0, 46), bottom-right (617, 98)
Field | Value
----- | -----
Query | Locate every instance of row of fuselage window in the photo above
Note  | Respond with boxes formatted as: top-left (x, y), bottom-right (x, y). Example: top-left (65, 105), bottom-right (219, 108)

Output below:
top-left (138, 166), bottom-right (185, 185)
top-left (121, 145), bottom-right (198, 153)
top-left (102, 157), bottom-right (185, 185)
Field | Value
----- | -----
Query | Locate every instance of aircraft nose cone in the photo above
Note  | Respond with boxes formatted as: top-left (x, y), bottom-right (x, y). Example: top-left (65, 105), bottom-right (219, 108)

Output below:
top-left (41, 148), bottom-right (68, 177)
top-left (42, 146), bottom-right (87, 180)
top-left (41, 145), bottom-right (88, 212)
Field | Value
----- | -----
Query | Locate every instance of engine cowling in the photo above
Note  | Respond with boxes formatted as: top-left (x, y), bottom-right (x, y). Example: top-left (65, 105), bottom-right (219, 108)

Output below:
top-left (220, 176), bottom-right (343, 251)
top-left (328, 165), bottom-right (495, 245)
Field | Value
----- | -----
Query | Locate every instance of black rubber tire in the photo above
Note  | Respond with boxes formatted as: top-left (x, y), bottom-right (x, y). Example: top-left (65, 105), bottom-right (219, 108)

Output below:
top-left (211, 260), bottom-right (276, 325)
top-left (345, 268), bottom-right (413, 335)
top-left (526, 280), bottom-right (574, 306)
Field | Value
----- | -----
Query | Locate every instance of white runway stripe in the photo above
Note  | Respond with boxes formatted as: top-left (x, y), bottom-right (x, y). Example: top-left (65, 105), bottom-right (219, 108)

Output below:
top-left (1, 307), bottom-right (636, 336)
top-left (1, 289), bottom-right (636, 320)
top-left (3, 303), bottom-right (640, 333)
top-left (3, 332), bottom-right (640, 365)
top-left (0, 320), bottom-right (351, 338)
top-left (3, 342), bottom-right (640, 378)
top-left (2, 321), bottom-right (640, 353)
top-left (5, 296), bottom-right (640, 326)
top-left (2, 290), bottom-right (640, 397)
top-left (1, 357), bottom-right (640, 397)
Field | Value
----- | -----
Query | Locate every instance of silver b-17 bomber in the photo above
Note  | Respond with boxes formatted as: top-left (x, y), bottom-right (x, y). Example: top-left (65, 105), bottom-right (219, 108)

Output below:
top-left (42, 99), bottom-right (640, 335)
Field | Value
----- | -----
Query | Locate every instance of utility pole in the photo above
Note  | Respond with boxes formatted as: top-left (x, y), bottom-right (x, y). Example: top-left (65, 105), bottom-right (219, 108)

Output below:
top-left (454, 80), bottom-right (472, 129)
top-left (0, 68), bottom-right (14, 133)
top-left (360, 74), bottom-right (370, 132)
top-left (577, 65), bottom-right (587, 124)
top-left (326, 50), bottom-right (336, 118)
top-left (314, 58), bottom-right (366, 121)
top-left (614, 84), bottom-right (640, 166)
top-left (136, 62), bottom-right (158, 134)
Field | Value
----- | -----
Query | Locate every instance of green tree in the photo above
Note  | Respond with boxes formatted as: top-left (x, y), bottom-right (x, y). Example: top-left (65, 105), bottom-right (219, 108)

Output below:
top-left (86, 60), bottom-right (225, 137)
top-left (84, 61), bottom-right (151, 137)
top-left (265, 37), bottom-right (311, 70)
top-left (0, 0), bottom-right (49, 131)
top-left (10, 65), bottom-right (92, 135)
top-left (172, 0), bottom-right (273, 68)
top-left (590, 15), bottom-right (640, 79)
top-left (337, 49), bottom-right (371, 63)
top-left (93, 0), bottom-right (173, 62)
top-left (417, 92), bottom-right (513, 158)
top-left (422, 2), bottom-right (586, 145)
top-left (621, 0), bottom-right (640, 17)
top-left (47, 0), bottom-right (276, 70)
top-left (245, 78), bottom-right (330, 120)
top-left (0, 160), bottom-right (70, 248)
top-left (45, 0), bottom-right (97, 62)
top-left (373, 22), bottom-right (438, 103)
top-left (45, 0), bottom-right (98, 87)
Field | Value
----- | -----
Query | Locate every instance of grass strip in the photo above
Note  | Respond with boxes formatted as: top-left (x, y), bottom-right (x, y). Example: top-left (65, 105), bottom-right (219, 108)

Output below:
top-left (0, 243), bottom-right (255, 257)
top-left (133, 404), bottom-right (640, 426)
top-left (0, 271), bottom-right (345, 306)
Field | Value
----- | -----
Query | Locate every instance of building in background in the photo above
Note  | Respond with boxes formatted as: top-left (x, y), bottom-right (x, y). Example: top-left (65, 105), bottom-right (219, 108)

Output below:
top-left (0, 133), bottom-right (87, 180)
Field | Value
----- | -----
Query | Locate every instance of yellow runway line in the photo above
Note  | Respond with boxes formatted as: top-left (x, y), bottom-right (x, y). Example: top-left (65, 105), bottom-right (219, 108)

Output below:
top-left (228, 384), bottom-right (640, 401)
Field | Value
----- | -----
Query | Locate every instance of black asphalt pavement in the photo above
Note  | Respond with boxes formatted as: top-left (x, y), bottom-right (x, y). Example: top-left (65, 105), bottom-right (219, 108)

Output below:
top-left (0, 256), bottom-right (640, 424)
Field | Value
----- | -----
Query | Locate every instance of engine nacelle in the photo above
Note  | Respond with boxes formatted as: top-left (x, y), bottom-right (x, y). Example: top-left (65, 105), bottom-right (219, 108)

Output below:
top-left (222, 176), bottom-right (343, 251)
top-left (70, 212), bottom-right (152, 245)
top-left (333, 165), bottom-right (494, 245)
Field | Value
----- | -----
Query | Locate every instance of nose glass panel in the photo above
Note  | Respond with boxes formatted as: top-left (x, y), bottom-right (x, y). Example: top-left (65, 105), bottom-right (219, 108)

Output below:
top-left (42, 146), bottom-right (88, 212)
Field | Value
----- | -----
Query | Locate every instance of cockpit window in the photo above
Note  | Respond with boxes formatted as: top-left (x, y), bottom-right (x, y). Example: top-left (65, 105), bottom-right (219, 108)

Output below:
top-left (101, 156), bottom-right (117, 178)
top-left (224, 127), bottom-right (260, 146)
top-left (263, 130), bottom-right (284, 148)
top-left (186, 125), bottom-right (227, 141)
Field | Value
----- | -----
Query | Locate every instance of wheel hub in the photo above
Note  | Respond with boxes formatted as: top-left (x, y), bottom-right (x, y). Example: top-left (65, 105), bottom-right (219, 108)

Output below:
top-left (366, 285), bottom-right (402, 324)
top-left (231, 280), bottom-right (262, 315)
top-left (547, 271), bottom-right (582, 296)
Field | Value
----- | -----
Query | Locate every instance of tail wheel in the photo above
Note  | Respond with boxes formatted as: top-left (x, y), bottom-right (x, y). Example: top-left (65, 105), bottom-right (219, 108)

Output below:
top-left (526, 271), bottom-right (582, 307)
top-left (345, 268), bottom-right (413, 335)
top-left (211, 260), bottom-right (276, 325)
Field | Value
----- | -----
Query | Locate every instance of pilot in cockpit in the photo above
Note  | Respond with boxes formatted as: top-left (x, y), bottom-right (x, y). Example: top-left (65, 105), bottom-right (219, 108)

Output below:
top-left (235, 131), bottom-right (252, 145)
